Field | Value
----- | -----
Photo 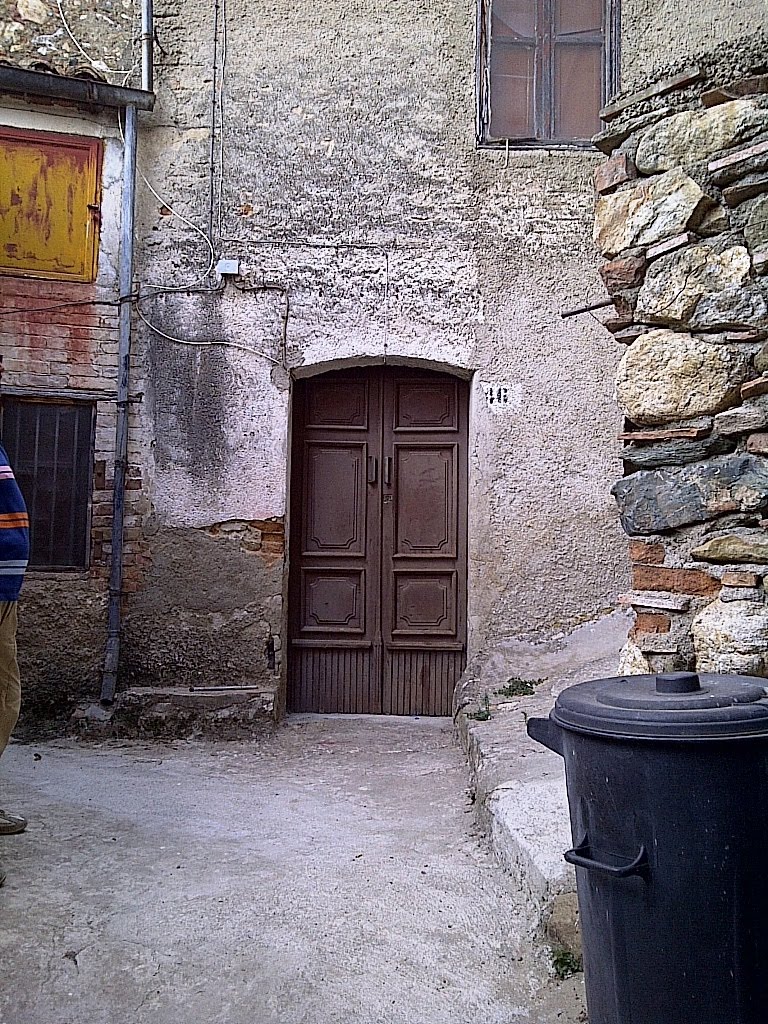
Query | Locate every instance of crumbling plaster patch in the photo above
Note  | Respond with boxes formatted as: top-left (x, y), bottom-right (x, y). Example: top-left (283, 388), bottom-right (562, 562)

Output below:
top-left (17, 579), bottom-right (108, 734)
top-left (122, 527), bottom-right (283, 689)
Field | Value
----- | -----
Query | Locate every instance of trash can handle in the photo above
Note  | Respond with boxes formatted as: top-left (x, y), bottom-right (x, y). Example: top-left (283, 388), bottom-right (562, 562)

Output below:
top-left (526, 716), bottom-right (563, 756)
top-left (564, 835), bottom-right (649, 879)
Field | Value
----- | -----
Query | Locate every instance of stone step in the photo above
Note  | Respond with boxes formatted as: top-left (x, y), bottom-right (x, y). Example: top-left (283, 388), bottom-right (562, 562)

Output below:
top-left (455, 610), bottom-right (630, 959)
top-left (71, 685), bottom-right (278, 741)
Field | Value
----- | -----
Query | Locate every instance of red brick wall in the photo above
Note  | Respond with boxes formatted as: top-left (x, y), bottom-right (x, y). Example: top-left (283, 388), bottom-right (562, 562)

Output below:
top-left (0, 275), bottom-right (150, 595)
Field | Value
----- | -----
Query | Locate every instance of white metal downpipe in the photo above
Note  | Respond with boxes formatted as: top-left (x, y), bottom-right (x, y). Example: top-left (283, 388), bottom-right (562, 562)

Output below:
top-left (141, 0), bottom-right (154, 93)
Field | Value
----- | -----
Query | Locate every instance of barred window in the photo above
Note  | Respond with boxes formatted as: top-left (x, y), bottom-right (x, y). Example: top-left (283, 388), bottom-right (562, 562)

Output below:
top-left (1, 399), bottom-right (95, 569)
top-left (478, 0), bottom-right (618, 144)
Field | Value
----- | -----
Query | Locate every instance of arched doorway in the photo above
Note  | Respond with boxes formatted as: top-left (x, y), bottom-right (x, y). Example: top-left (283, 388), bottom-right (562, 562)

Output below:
top-left (288, 365), bottom-right (469, 716)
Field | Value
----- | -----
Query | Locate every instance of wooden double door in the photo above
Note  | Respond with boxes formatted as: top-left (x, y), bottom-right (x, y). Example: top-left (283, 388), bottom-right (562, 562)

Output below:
top-left (288, 366), bottom-right (468, 716)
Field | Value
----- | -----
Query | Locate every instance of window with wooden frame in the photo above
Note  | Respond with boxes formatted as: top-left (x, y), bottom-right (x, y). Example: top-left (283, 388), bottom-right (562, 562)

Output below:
top-left (1, 398), bottom-right (95, 570)
top-left (478, 0), bottom-right (619, 145)
top-left (0, 127), bottom-right (102, 282)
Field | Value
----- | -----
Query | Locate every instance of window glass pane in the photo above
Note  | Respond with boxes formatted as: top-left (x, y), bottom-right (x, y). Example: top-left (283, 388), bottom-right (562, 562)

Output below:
top-left (555, 0), bottom-right (603, 36)
top-left (492, 0), bottom-right (536, 40)
top-left (553, 43), bottom-right (602, 138)
top-left (489, 44), bottom-right (535, 138)
top-left (2, 400), bottom-right (92, 568)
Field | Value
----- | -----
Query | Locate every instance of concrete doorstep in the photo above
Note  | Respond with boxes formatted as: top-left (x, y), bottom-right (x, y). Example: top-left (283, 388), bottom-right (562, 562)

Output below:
top-left (71, 685), bottom-right (279, 741)
top-left (454, 610), bottom-right (631, 960)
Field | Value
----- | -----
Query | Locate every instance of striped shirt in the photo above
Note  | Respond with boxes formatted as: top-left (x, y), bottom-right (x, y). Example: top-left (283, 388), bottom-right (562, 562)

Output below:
top-left (0, 444), bottom-right (29, 601)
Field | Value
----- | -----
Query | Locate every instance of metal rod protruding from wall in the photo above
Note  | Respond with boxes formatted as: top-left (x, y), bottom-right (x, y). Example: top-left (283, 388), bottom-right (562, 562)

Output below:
top-left (141, 0), bottom-right (154, 94)
top-left (101, 103), bottom-right (138, 706)
top-left (560, 299), bottom-right (614, 319)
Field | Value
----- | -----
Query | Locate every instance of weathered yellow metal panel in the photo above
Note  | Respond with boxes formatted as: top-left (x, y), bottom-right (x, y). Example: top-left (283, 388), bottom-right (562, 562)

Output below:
top-left (0, 127), bottom-right (102, 282)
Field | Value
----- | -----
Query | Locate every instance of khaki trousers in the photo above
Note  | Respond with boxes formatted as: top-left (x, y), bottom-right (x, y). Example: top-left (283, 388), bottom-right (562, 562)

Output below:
top-left (0, 602), bottom-right (20, 757)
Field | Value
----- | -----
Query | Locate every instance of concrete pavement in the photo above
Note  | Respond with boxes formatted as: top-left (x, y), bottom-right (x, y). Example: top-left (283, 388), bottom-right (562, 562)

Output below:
top-left (0, 715), bottom-right (585, 1024)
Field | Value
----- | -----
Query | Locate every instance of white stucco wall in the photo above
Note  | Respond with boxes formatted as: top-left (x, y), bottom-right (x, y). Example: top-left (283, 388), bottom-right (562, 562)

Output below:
top-left (132, 0), bottom-right (640, 654)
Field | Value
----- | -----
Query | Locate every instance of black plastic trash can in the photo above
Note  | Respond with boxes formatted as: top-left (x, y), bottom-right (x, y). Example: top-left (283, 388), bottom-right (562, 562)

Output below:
top-left (527, 671), bottom-right (768, 1024)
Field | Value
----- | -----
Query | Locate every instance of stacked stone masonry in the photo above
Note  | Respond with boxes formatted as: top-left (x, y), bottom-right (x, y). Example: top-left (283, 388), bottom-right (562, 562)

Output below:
top-left (593, 61), bottom-right (768, 675)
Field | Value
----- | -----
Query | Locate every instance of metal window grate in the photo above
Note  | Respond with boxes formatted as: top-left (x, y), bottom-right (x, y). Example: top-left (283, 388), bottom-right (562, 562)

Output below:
top-left (1, 399), bottom-right (94, 569)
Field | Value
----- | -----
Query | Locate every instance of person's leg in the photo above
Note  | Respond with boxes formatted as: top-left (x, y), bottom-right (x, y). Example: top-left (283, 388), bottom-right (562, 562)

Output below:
top-left (0, 601), bottom-right (20, 757)
top-left (0, 599), bottom-right (24, 884)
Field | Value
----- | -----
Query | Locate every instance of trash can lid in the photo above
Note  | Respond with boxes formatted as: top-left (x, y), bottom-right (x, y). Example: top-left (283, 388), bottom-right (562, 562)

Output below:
top-left (551, 672), bottom-right (768, 740)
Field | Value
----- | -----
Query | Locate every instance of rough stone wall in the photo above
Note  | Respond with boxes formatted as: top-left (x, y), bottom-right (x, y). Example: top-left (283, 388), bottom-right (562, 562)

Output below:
top-left (0, 0), bottom-right (135, 80)
top-left (590, 47), bottom-right (768, 675)
top-left (2, 2), bottom-right (766, 724)
top-left (121, 523), bottom-right (284, 689)
top-left (133, 3), bottom-right (767, 674)
top-left (621, 3), bottom-right (767, 95)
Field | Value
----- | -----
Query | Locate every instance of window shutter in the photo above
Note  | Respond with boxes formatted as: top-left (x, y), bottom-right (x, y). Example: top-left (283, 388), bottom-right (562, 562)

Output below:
top-left (0, 128), bottom-right (102, 283)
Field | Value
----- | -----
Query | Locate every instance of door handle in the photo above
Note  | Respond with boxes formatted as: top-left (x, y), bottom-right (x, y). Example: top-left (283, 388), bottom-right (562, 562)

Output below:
top-left (384, 456), bottom-right (392, 487)
top-left (564, 835), bottom-right (649, 879)
top-left (367, 456), bottom-right (378, 484)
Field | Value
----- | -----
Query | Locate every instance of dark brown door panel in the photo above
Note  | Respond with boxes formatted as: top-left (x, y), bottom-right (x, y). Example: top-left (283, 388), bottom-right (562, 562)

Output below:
top-left (392, 570), bottom-right (458, 637)
top-left (301, 442), bottom-right (368, 557)
top-left (299, 568), bottom-right (367, 634)
top-left (393, 444), bottom-right (458, 557)
top-left (289, 367), bottom-right (468, 715)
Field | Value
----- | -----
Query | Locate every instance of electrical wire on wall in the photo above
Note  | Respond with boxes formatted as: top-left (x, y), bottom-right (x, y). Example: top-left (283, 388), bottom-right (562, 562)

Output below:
top-left (112, 0), bottom-right (241, 351)
top-left (134, 304), bottom-right (283, 365)
top-left (208, 0), bottom-right (229, 244)
top-left (0, 289), bottom-right (286, 367)
top-left (0, 1), bottom-right (285, 376)
top-left (207, 0), bottom-right (221, 245)
top-left (48, 0), bottom-right (285, 364)
top-left (116, 107), bottom-right (217, 289)
top-left (216, 0), bottom-right (228, 243)
top-left (44, 1), bottom-right (399, 368)
top-left (52, 0), bottom-right (213, 295)
top-left (221, 236), bottom-right (393, 361)
top-left (128, 0), bottom-right (290, 367)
